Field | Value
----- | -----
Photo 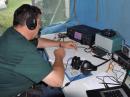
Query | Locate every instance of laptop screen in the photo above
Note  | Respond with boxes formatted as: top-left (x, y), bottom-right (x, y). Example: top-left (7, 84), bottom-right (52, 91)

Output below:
top-left (125, 74), bottom-right (130, 89)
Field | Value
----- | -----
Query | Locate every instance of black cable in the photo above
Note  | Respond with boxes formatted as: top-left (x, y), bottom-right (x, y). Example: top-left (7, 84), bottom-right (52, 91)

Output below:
top-left (65, 57), bottom-right (73, 70)
top-left (96, 63), bottom-right (125, 85)
top-left (112, 68), bottom-right (124, 84)
top-left (63, 55), bottom-right (81, 89)
top-left (104, 76), bottom-right (121, 84)
top-left (96, 74), bottom-right (123, 89)
top-left (62, 74), bottom-right (80, 89)
top-left (96, 76), bottom-right (109, 88)
top-left (97, 59), bottom-right (111, 67)
top-left (93, 55), bottom-right (109, 60)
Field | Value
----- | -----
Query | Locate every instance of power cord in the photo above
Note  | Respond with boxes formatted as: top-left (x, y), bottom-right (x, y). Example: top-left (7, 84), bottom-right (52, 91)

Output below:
top-left (111, 67), bottom-right (124, 84)
top-left (63, 56), bottom-right (82, 89)
top-left (62, 74), bottom-right (80, 89)
top-left (96, 76), bottom-right (109, 88)
top-left (65, 57), bottom-right (73, 70)
top-left (96, 69), bottom-right (124, 89)
top-left (97, 59), bottom-right (111, 67)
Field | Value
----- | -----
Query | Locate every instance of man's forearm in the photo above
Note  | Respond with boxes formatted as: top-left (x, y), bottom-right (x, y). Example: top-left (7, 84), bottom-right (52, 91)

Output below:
top-left (42, 57), bottom-right (65, 87)
top-left (53, 57), bottom-right (65, 81)
top-left (37, 38), bottom-right (60, 48)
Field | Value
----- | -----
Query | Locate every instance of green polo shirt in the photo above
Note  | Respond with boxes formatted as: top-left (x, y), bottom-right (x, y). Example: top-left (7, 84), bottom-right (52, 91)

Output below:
top-left (0, 27), bottom-right (52, 97)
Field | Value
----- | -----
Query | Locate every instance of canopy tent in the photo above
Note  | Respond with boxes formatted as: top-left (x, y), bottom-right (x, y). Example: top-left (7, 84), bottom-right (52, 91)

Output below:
top-left (35, 0), bottom-right (130, 46)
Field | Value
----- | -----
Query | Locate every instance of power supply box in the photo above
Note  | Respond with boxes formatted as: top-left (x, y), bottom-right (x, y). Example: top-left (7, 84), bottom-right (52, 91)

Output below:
top-left (95, 33), bottom-right (122, 53)
top-left (67, 25), bottom-right (101, 46)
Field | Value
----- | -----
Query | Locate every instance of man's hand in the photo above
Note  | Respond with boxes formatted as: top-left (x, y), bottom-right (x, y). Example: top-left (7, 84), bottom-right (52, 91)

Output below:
top-left (60, 41), bottom-right (77, 49)
top-left (54, 48), bottom-right (65, 60)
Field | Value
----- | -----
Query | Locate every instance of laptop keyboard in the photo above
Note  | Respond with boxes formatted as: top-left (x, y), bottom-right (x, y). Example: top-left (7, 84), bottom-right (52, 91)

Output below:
top-left (103, 90), bottom-right (123, 97)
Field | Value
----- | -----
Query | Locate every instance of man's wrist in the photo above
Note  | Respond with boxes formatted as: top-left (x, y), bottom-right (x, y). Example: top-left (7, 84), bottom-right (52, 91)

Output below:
top-left (59, 42), bottom-right (63, 47)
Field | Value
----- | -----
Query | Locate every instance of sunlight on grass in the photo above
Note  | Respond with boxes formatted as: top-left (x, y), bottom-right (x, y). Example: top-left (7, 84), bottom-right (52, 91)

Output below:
top-left (0, 0), bottom-right (31, 35)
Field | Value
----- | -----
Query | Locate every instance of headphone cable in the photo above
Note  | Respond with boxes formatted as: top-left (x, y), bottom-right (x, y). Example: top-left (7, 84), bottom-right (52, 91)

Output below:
top-left (62, 74), bottom-right (80, 89)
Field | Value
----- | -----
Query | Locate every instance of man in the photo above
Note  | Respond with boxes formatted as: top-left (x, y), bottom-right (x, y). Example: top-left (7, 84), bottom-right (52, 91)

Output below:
top-left (0, 4), bottom-right (76, 97)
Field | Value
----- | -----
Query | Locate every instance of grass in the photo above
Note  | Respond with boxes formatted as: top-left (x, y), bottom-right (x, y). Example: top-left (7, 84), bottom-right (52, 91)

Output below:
top-left (0, 0), bottom-right (31, 35)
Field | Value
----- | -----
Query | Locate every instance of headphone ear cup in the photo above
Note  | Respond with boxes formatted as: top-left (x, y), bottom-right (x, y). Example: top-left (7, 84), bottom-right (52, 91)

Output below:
top-left (71, 56), bottom-right (81, 70)
top-left (80, 60), bottom-right (92, 75)
top-left (26, 17), bottom-right (37, 30)
top-left (81, 60), bottom-right (97, 75)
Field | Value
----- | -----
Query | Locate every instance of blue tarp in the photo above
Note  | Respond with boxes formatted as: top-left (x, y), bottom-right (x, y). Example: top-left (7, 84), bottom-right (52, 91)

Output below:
top-left (41, 0), bottom-right (130, 46)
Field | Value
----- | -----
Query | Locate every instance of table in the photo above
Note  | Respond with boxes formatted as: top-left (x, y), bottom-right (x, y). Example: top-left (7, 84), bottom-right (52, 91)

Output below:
top-left (41, 32), bottom-right (126, 97)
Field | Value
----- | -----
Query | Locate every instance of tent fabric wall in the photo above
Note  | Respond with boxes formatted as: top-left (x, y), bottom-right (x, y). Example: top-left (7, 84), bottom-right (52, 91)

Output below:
top-left (41, 0), bottom-right (130, 45)
top-left (70, 0), bottom-right (130, 45)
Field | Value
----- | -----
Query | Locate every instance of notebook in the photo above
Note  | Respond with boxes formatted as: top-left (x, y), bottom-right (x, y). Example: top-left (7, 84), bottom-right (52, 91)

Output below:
top-left (86, 72), bottom-right (130, 97)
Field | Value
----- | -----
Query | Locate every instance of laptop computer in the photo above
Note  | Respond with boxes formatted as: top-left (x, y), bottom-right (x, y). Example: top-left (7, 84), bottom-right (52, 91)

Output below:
top-left (86, 71), bottom-right (130, 97)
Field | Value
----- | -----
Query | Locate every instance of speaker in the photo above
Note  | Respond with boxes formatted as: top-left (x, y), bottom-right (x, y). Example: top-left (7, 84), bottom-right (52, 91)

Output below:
top-left (26, 16), bottom-right (37, 30)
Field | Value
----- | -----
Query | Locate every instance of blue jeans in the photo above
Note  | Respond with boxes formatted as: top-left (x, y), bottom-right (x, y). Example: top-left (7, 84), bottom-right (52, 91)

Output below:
top-left (40, 83), bottom-right (65, 97)
top-left (17, 82), bottom-right (65, 97)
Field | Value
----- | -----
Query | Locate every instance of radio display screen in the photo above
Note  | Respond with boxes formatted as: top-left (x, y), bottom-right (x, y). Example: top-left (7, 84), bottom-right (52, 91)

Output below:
top-left (74, 32), bottom-right (82, 40)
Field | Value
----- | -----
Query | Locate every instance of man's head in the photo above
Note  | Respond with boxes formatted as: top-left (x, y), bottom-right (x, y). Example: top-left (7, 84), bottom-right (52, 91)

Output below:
top-left (13, 4), bottom-right (42, 40)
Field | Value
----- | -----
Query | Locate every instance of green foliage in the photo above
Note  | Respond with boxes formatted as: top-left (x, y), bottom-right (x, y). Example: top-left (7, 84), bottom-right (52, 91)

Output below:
top-left (0, 0), bottom-right (31, 35)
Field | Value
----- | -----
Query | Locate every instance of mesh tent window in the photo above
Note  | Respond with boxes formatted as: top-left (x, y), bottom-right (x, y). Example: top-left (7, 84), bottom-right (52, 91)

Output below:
top-left (33, 0), bottom-right (70, 27)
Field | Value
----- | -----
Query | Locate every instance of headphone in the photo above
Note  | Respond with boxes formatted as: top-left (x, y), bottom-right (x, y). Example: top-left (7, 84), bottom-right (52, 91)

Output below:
top-left (13, 4), bottom-right (38, 30)
top-left (26, 16), bottom-right (37, 30)
top-left (71, 56), bottom-right (97, 75)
